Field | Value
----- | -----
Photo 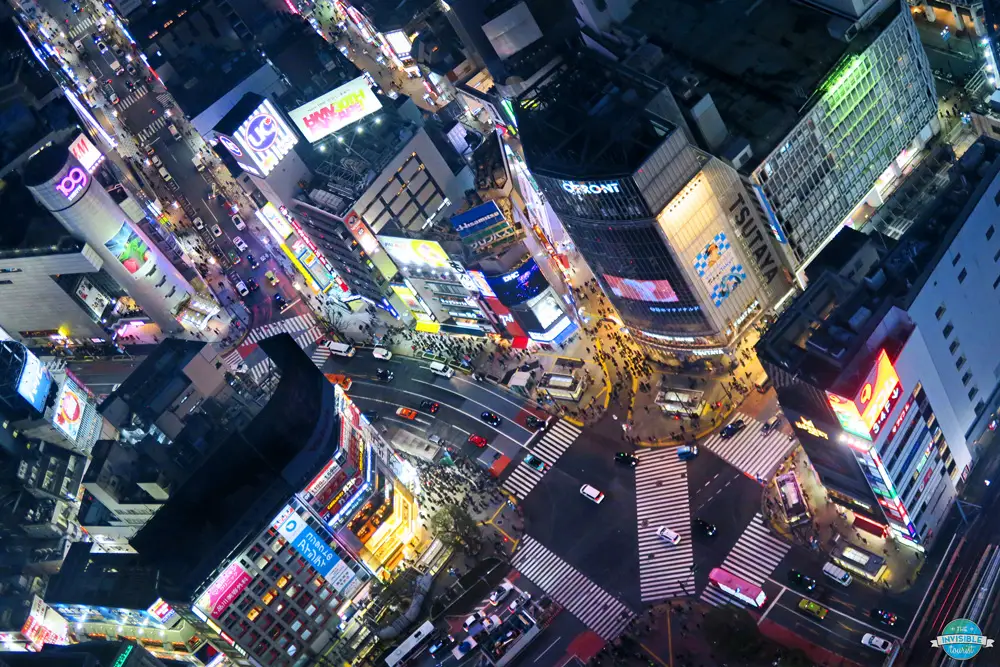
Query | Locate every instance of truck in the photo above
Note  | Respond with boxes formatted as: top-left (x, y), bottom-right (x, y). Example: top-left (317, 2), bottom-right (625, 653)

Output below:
top-left (109, 59), bottom-right (121, 75)
top-left (451, 637), bottom-right (477, 660)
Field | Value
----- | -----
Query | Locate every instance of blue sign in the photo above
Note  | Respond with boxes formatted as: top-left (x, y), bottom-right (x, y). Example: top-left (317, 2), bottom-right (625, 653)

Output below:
top-left (752, 184), bottom-right (788, 245)
top-left (932, 618), bottom-right (993, 660)
top-left (277, 512), bottom-right (342, 578)
top-left (449, 201), bottom-right (514, 250)
top-left (244, 114), bottom-right (278, 152)
top-left (218, 135), bottom-right (243, 157)
top-left (16, 350), bottom-right (53, 413)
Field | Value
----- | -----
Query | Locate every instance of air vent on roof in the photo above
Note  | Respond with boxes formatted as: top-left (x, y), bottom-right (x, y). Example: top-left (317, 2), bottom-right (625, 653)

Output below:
top-left (864, 268), bottom-right (886, 291)
top-left (847, 307), bottom-right (871, 333)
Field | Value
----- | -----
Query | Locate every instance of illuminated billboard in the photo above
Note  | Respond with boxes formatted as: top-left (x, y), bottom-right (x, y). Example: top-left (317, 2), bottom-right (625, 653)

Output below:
top-left (104, 222), bottom-right (155, 276)
top-left (379, 236), bottom-right (452, 269)
top-left (693, 232), bottom-right (746, 307)
top-left (16, 349), bottom-right (53, 413)
top-left (345, 211), bottom-right (380, 256)
top-left (76, 277), bottom-right (112, 317)
top-left (232, 99), bottom-right (298, 177)
top-left (384, 30), bottom-right (412, 58)
top-left (603, 275), bottom-right (679, 303)
top-left (55, 166), bottom-right (89, 202)
top-left (69, 133), bottom-right (104, 173)
top-left (196, 562), bottom-right (253, 619)
top-left (272, 507), bottom-right (357, 592)
top-left (826, 349), bottom-right (902, 440)
top-left (486, 258), bottom-right (548, 307)
top-left (52, 378), bottom-right (87, 441)
top-left (289, 76), bottom-right (383, 143)
top-left (256, 203), bottom-right (293, 240)
top-left (449, 201), bottom-right (516, 252)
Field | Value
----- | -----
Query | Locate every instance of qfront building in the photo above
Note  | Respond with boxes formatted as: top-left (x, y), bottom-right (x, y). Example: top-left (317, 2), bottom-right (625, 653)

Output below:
top-left (518, 54), bottom-right (791, 357)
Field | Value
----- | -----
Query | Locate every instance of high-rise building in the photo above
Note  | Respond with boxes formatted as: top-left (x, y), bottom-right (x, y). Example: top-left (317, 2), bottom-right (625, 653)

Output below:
top-left (518, 53), bottom-right (791, 357)
top-left (757, 138), bottom-right (1000, 551)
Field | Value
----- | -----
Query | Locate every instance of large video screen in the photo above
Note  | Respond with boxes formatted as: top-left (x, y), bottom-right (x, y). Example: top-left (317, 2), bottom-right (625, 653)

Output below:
top-left (104, 222), bottom-right (155, 276)
top-left (486, 258), bottom-right (548, 307)
top-left (603, 274), bottom-right (679, 303)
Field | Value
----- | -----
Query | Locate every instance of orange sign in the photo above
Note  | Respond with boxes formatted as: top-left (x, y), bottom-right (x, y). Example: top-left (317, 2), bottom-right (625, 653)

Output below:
top-left (855, 350), bottom-right (900, 432)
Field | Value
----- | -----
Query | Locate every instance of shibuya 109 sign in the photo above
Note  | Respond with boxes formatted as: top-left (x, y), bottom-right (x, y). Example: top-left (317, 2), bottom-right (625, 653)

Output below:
top-left (55, 167), bottom-right (89, 202)
top-left (561, 180), bottom-right (621, 195)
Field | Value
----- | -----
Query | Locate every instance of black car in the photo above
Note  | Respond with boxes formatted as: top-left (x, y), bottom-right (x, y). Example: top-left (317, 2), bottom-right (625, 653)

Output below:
top-left (126, 63), bottom-right (136, 77)
top-left (124, 79), bottom-right (135, 90)
top-left (274, 293), bottom-right (285, 306)
top-left (247, 254), bottom-right (259, 270)
top-left (70, 2), bottom-right (80, 11)
top-left (871, 609), bottom-right (897, 626)
top-left (481, 411), bottom-right (502, 427)
top-left (614, 452), bottom-right (639, 467)
top-left (246, 278), bottom-right (259, 292)
top-left (420, 400), bottom-right (440, 414)
top-left (376, 368), bottom-right (394, 383)
top-left (720, 419), bottom-right (747, 439)
top-left (787, 569), bottom-right (817, 592)
top-left (361, 410), bottom-right (380, 422)
top-left (525, 415), bottom-right (545, 429)
top-left (693, 518), bottom-right (717, 537)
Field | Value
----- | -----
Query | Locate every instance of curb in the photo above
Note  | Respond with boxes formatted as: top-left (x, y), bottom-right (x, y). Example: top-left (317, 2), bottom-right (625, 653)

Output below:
top-left (636, 402), bottom-right (740, 449)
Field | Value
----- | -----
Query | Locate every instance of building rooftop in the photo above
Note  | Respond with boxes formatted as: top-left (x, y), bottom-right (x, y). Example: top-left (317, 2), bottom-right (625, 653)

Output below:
top-left (163, 51), bottom-right (265, 121)
top-left (0, 173), bottom-right (82, 259)
top-left (625, 0), bottom-right (899, 168)
top-left (516, 52), bottom-right (675, 180)
top-left (0, 20), bottom-right (59, 106)
top-left (758, 137), bottom-right (1000, 393)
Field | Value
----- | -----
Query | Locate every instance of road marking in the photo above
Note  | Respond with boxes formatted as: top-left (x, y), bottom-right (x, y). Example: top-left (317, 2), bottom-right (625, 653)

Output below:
top-left (453, 374), bottom-right (545, 409)
top-left (502, 420), bottom-right (581, 500)
top-left (533, 638), bottom-right (560, 663)
top-left (768, 584), bottom-right (904, 640)
top-left (411, 378), bottom-right (534, 436)
top-left (757, 585), bottom-right (784, 625)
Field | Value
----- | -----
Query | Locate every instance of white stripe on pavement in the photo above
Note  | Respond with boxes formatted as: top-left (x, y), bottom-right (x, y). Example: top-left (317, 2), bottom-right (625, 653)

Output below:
top-left (701, 413), bottom-right (796, 482)
top-left (501, 419), bottom-right (580, 500)
top-left (635, 449), bottom-right (694, 602)
top-left (699, 513), bottom-right (791, 608)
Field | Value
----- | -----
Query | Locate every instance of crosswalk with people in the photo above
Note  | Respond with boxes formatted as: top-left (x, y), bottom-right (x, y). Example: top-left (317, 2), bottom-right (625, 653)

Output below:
top-left (501, 419), bottom-right (581, 499)
top-left (136, 117), bottom-right (167, 142)
top-left (635, 449), bottom-right (695, 602)
top-left (701, 412), bottom-right (796, 483)
top-left (699, 513), bottom-right (791, 608)
top-left (512, 535), bottom-right (633, 640)
top-left (115, 84), bottom-right (148, 111)
top-left (221, 349), bottom-right (244, 370)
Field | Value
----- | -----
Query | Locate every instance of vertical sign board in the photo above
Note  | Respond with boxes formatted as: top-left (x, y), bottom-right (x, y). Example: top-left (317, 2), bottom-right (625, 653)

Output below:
top-left (275, 508), bottom-right (357, 594)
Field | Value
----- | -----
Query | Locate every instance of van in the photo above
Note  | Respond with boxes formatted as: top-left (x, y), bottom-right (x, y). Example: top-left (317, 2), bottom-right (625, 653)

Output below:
top-left (157, 167), bottom-right (172, 183)
top-left (167, 123), bottom-right (181, 141)
top-left (753, 371), bottom-right (772, 393)
top-left (762, 415), bottom-right (781, 434)
top-left (323, 341), bottom-right (355, 357)
top-left (429, 361), bottom-right (454, 378)
top-left (822, 562), bottom-right (853, 586)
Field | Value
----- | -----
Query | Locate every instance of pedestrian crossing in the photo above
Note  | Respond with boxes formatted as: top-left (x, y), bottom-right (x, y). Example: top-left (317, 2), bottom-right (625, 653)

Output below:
top-left (311, 346), bottom-right (331, 369)
top-left (68, 17), bottom-right (94, 39)
top-left (512, 535), bottom-right (633, 640)
top-left (115, 85), bottom-right (148, 111)
top-left (502, 419), bottom-right (581, 499)
top-left (635, 449), bottom-right (695, 602)
top-left (701, 412), bottom-right (796, 483)
top-left (221, 349), bottom-right (244, 370)
top-left (248, 358), bottom-right (276, 384)
top-left (136, 117), bottom-right (167, 142)
top-left (242, 314), bottom-right (319, 346)
top-left (699, 513), bottom-right (791, 608)
top-left (156, 93), bottom-right (172, 106)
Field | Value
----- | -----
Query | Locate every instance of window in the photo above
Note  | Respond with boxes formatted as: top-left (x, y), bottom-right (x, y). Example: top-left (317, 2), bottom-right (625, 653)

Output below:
top-left (956, 355), bottom-right (966, 370)
top-left (949, 339), bottom-right (960, 354)
top-left (994, 275), bottom-right (1000, 290)
top-left (989, 225), bottom-right (996, 240)
top-left (247, 606), bottom-right (262, 622)
top-left (943, 322), bottom-right (954, 338)
top-left (976, 400), bottom-right (986, 415)
top-left (995, 248), bottom-right (1000, 263)
top-left (958, 268), bottom-right (968, 283)
top-left (968, 386), bottom-right (978, 400)
top-left (952, 253), bottom-right (962, 266)
top-left (962, 371), bottom-right (973, 386)
top-left (935, 305), bottom-right (946, 320)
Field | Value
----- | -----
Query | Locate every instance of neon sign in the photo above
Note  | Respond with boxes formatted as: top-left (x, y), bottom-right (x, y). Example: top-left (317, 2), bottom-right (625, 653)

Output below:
top-left (217, 135), bottom-right (243, 157)
top-left (55, 167), bottom-right (88, 201)
top-left (826, 349), bottom-right (902, 440)
top-left (244, 114), bottom-right (278, 152)
top-left (561, 180), bottom-right (621, 195)
top-left (794, 418), bottom-right (828, 440)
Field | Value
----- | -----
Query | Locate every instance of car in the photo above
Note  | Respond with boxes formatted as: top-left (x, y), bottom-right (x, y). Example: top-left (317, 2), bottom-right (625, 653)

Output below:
top-left (150, 154), bottom-right (162, 168)
top-left (420, 400), bottom-right (440, 414)
top-left (468, 434), bottom-right (487, 448)
top-left (264, 270), bottom-right (278, 286)
top-left (525, 415), bottom-right (545, 429)
top-left (580, 484), bottom-right (605, 503)
top-left (523, 453), bottom-right (548, 472)
top-left (462, 612), bottom-right (485, 632)
top-left (211, 224), bottom-right (223, 237)
top-left (232, 236), bottom-right (248, 252)
top-left (656, 526), bottom-right (681, 545)
top-left (480, 411), bottom-right (502, 427)
top-left (396, 408), bottom-right (418, 420)
top-left (375, 368), bottom-right (394, 383)
top-left (231, 214), bottom-right (246, 230)
top-left (788, 570), bottom-right (817, 592)
top-left (798, 599), bottom-right (828, 620)
top-left (871, 609), bottom-right (897, 626)
top-left (70, 2), bottom-right (81, 10)
top-left (113, 45), bottom-right (124, 57)
top-left (247, 254), bottom-right (259, 270)
top-left (92, 34), bottom-right (101, 44)
top-left (192, 216), bottom-right (204, 230)
top-left (361, 410), bottom-right (379, 422)
top-left (762, 415), bottom-right (782, 434)
top-left (427, 632), bottom-right (456, 656)
top-left (677, 444), bottom-right (699, 460)
top-left (246, 277), bottom-right (259, 292)
top-left (372, 347), bottom-right (392, 360)
top-left (126, 63), bottom-right (136, 77)
top-left (693, 518), bottom-right (717, 537)
top-left (508, 592), bottom-right (530, 613)
top-left (720, 419), bottom-right (747, 439)
top-left (274, 293), bottom-right (285, 306)
top-left (861, 634), bottom-right (893, 653)
top-left (235, 281), bottom-right (250, 297)
top-left (124, 79), bottom-right (135, 90)
top-left (227, 250), bottom-right (241, 265)
top-left (96, 41), bottom-right (108, 53)
top-left (489, 582), bottom-right (514, 605)
top-left (614, 452), bottom-right (639, 467)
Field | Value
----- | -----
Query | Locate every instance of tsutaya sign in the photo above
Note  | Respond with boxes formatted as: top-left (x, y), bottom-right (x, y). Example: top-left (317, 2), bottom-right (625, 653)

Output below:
top-left (562, 180), bottom-right (621, 195)
top-left (729, 191), bottom-right (778, 284)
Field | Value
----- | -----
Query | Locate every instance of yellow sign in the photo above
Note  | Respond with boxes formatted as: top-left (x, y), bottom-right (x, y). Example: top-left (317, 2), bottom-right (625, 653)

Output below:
top-left (794, 417), bottom-right (828, 440)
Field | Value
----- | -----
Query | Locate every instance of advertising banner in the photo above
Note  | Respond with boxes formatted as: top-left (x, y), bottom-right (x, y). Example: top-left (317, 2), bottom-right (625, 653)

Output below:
top-left (75, 278), bottom-right (113, 317)
top-left (486, 258), bottom-right (548, 307)
top-left (52, 378), bottom-right (87, 441)
top-left (275, 509), bottom-right (348, 582)
top-left (289, 77), bottom-right (383, 143)
top-left (379, 237), bottom-right (452, 269)
top-left (69, 133), bottom-right (104, 173)
top-left (16, 349), bottom-right (53, 413)
top-left (692, 232), bottom-right (746, 307)
top-left (105, 222), bottom-right (155, 276)
top-left (826, 349), bottom-right (901, 440)
top-left (449, 201), bottom-right (516, 252)
top-left (603, 274), bottom-right (679, 303)
top-left (196, 562), bottom-right (253, 619)
top-left (384, 30), bottom-right (412, 58)
top-left (257, 203), bottom-right (293, 240)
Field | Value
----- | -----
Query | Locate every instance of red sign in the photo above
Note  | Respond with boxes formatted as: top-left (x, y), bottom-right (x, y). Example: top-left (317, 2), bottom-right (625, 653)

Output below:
top-left (855, 350), bottom-right (901, 436)
top-left (197, 562), bottom-right (252, 619)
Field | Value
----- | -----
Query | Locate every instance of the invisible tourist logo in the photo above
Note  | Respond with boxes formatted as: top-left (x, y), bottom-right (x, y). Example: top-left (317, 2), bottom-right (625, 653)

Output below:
top-left (931, 618), bottom-right (993, 660)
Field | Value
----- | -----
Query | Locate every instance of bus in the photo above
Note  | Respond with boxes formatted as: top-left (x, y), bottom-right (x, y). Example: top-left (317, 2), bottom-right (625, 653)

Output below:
top-left (384, 620), bottom-right (434, 667)
top-left (324, 373), bottom-right (353, 391)
top-left (708, 567), bottom-right (767, 607)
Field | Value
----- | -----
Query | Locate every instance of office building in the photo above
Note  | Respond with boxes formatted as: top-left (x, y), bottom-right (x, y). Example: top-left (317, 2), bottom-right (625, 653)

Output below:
top-left (757, 138), bottom-right (1000, 549)
top-left (518, 53), bottom-right (790, 358)
top-left (0, 640), bottom-right (192, 667)
top-left (0, 595), bottom-right (70, 652)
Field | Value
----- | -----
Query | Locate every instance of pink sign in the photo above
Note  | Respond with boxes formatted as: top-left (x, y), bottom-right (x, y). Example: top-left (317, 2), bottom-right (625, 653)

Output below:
top-left (198, 562), bottom-right (252, 618)
top-left (55, 167), bottom-right (89, 201)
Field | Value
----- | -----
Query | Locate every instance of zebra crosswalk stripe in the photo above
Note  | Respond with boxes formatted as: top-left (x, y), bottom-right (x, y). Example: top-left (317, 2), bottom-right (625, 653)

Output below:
top-left (137, 117), bottom-right (167, 141)
top-left (69, 17), bottom-right (93, 38)
top-left (635, 449), bottom-right (694, 602)
top-left (310, 347), bottom-right (331, 369)
top-left (501, 419), bottom-right (580, 500)
top-left (699, 513), bottom-right (791, 608)
top-left (701, 412), bottom-right (796, 482)
top-left (513, 535), bottom-right (633, 640)
top-left (221, 350), bottom-right (243, 370)
top-left (248, 359), bottom-right (275, 384)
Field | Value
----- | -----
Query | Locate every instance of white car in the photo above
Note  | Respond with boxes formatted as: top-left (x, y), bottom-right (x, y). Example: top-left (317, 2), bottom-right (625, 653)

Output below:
top-left (861, 634), bottom-right (892, 653)
top-left (508, 592), bottom-right (530, 613)
top-left (150, 154), bottom-right (163, 168)
top-left (235, 280), bottom-right (250, 297)
top-left (580, 484), bottom-right (604, 504)
top-left (232, 236), bottom-right (248, 252)
top-left (656, 526), bottom-right (681, 545)
top-left (488, 582), bottom-right (513, 606)
top-left (462, 612), bottom-right (485, 632)
top-left (211, 224), bottom-right (223, 237)
top-left (231, 214), bottom-right (246, 230)
top-left (192, 216), bottom-right (205, 230)
top-left (372, 347), bottom-right (392, 360)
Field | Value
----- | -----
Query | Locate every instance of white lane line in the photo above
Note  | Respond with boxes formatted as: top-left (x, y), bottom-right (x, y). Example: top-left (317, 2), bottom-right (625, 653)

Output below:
top-left (411, 377), bottom-right (534, 436)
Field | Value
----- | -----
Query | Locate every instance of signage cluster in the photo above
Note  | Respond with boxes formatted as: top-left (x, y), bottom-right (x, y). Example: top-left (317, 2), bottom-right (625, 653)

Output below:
top-left (449, 201), bottom-right (516, 252)
top-left (825, 349), bottom-right (902, 441)
top-left (227, 99), bottom-right (298, 177)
